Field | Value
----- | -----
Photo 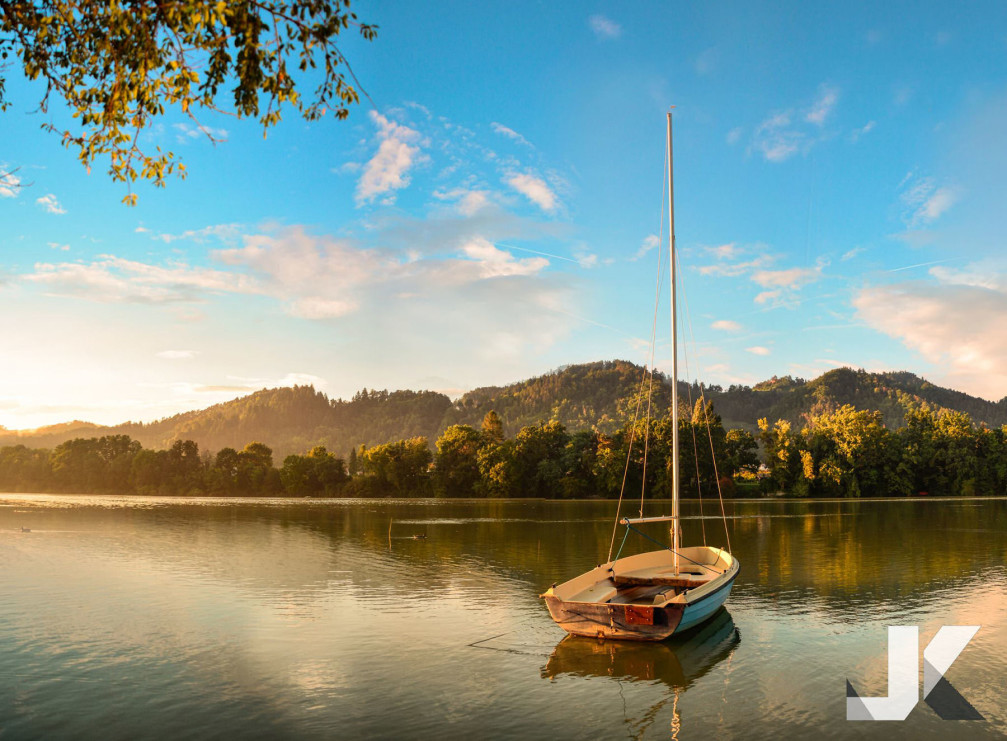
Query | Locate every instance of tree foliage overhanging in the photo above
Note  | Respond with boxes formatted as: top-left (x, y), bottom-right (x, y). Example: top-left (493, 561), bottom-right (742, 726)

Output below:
top-left (0, 0), bottom-right (376, 201)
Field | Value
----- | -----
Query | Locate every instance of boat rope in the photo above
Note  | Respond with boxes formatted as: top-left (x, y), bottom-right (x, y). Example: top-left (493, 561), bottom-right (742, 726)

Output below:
top-left (607, 365), bottom-right (648, 563)
top-left (607, 144), bottom-right (668, 563)
top-left (622, 522), bottom-right (723, 574)
top-left (613, 523), bottom-right (632, 562)
top-left (677, 248), bottom-right (732, 554)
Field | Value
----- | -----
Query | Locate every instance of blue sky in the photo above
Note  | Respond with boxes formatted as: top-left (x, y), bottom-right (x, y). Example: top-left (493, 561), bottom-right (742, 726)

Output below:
top-left (2, 1), bottom-right (1007, 429)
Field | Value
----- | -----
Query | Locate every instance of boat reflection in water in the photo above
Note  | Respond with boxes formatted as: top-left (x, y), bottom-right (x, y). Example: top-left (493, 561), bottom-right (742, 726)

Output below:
top-left (543, 607), bottom-right (739, 688)
top-left (543, 609), bottom-right (739, 737)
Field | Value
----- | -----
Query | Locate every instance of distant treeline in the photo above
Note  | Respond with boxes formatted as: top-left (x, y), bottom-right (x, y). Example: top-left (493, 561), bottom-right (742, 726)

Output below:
top-left (0, 403), bottom-right (759, 498)
top-left (760, 405), bottom-right (1007, 497)
top-left (1, 401), bottom-right (1004, 498)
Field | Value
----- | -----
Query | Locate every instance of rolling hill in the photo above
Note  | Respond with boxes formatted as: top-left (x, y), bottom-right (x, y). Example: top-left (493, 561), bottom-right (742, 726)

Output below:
top-left (2, 361), bottom-right (1004, 458)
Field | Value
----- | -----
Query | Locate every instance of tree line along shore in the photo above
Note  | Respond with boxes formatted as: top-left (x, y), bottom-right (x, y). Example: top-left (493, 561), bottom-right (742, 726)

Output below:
top-left (0, 402), bottom-right (1002, 499)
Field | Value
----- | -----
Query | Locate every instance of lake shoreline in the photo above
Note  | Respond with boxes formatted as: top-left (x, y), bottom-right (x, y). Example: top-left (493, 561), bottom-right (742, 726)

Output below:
top-left (3, 491), bottom-right (1006, 506)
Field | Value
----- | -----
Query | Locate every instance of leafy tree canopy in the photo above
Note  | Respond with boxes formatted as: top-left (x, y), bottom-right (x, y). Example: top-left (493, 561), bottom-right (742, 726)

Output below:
top-left (0, 0), bottom-right (376, 202)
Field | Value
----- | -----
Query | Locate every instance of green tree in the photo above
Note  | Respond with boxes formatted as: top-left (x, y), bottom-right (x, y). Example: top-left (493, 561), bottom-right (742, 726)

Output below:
top-left (758, 418), bottom-right (802, 494)
top-left (510, 421), bottom-right (569, 498)
top-left (480, 410), bottom-right (504, 445)
top-left (360, 437), bottom-right (432, 496)
top-left (723, 428), bottom-right (760, 476)
top-left (0, 1), bottom-right (377, 201)
top-left (280, 445), bottom-right (347, 496)
top-left (433, 425), bottom-right (482, 497)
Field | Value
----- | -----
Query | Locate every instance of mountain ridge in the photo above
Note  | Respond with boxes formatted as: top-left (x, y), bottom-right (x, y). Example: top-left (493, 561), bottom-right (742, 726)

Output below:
top-left (3, 361), bottom-right (1004, 458)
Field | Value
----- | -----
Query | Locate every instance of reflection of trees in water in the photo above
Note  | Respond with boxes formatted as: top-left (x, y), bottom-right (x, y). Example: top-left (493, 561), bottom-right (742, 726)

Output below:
top-left (12, 497), bottom-right (1007, 618)
top-left (322, 498), bottom-right (1007, 617)
top-left (542, 609), bottom-right (740, 739)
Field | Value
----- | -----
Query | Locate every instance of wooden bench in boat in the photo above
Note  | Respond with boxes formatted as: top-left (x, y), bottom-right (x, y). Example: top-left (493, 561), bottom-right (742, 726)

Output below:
top-left (611, 566), bottom-right (719, 590)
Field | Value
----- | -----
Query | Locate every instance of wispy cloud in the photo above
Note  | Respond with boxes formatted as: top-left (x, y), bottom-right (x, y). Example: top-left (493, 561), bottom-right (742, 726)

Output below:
top-left (697, 255), bottom-right (773, 277)
top-left (850, 120), bottom-right (876, 142)
top-left (153, 223), bottom-right (243, 244)
top-left (433, 187), bottom-right (491, 216)
top-left (491, 122), bottom-right (533, 148)
top-left (588, 14), bottom-right (621, 39)
top-left (0, 167), bottom-right (21, 198)
top-left (504, 172), bottom-right (559, 212)
top-left (899, 175), bottom-right (960, 227)
top-left (173, 122), bottom-right (228, 143)
top-left (726, 127), bottom-right (743, 146)
top-left (746, 346), bottom-right (771, 356)
top-left (854, 261), bottom-right (1007, 400)
top-left (36, 193), bottom-right (65, 214)
top-left (751, 266), bottom-right (819, 289)
top-left (712, 319), bottom-right (742, 332)
top-left (356, 111), bottom-right (425, 206)
top-left (25, 256), bottom-right (259, 303)
top-left (805, 85), bottom-right (839, 126)
top-left (750, 85), bottom-right (840, 162)
top-left (633, 234), bottom-right (660, 261)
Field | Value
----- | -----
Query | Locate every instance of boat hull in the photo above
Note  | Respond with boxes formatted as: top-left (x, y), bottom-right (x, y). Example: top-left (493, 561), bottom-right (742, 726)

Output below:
top-left (543, 594), bottom-right (685, 641)
top-left (542, 547), bottom-right (739, 641)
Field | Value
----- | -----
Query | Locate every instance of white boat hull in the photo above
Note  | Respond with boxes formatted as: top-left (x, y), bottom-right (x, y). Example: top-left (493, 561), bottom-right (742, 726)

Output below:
top-left (542, 546), bottom-right (739, 641)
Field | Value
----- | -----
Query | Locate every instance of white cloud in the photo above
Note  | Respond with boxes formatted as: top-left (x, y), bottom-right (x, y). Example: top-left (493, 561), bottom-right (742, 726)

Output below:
top-left (751, 267), bottom-right (819, 289)
top-left (752, 112), bottom-right (802, 162)
top-left (841, 247), bottom-right (865, 261)
top-left (850, 120), bottom-right (876, 142)
top-left (156, 350), bottom-right (198, 360)
top-left (47, 242), bottom-right (70, 251)
top-left (854, 264), bottom-right (1007, 400)
top-left (704, 243), bottom-right (738, 260)
top-left (25, 256), bottom-right (260, 303)
top-left (173, 122), bottom-right (228, 143)
top-left (746, 346), bottom-right (771, 356)
top-left (805, 85), bottom-right (839, 126)
top-left (697, 255), bottom-right (773, 277)
top-left (0, 167), bottom-right (21, 198)
top-left (588, 14), bottom-right (621, 39)
top-left (899, 176), bottom-right (959, 226)
top-left (726, 127), bottom-right (743, 146)
top-left (459, 237), bottom-right (549, 278)
top-left (433, 188), bottom-right (491, 216)
top-left (754, 290), bottom-right (782, 304)
top-left (505, 172), bottom-right (558, 212)
top-left (712, 319), bottom-right (742, 332)
top-left (36, 193), bottom-right (66, 214)
top-left (356, 111), bottom-right (424, 206)
top-left (490, 122), bottom-right (532, 147)
top-left (633, 234), bottom-right (660, 261)
top-left (153, 223), bottom-right (243, 244)
top-left (751, 86), bottom-right (839, 162)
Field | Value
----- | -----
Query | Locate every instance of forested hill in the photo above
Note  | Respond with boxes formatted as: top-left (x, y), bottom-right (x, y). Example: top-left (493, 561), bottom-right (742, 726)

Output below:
top-left (1, 362), bottom-right (1004, 458)
top-left (0, 387), bottom-right (453, 459)
top-left (707, 368), bottom-right (1007, 431)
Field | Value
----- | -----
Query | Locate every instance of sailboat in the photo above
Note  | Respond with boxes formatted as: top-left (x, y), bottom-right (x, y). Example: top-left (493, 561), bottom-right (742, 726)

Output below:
top-left (541, 112), bottom-right (739, 641)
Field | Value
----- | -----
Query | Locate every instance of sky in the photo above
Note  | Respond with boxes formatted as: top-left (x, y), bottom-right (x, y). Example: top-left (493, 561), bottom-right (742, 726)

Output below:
top-left (2, 1), bottom-right (1007, 429)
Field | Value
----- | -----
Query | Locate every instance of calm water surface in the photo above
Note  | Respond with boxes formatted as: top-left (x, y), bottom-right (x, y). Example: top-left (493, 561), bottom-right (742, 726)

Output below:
top-left (3, 494), bottom-right (1007, 739)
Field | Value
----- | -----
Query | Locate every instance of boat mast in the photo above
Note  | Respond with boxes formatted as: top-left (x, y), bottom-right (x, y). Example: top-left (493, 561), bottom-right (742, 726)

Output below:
top-left (667, 111), bottom-right (679, 575)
